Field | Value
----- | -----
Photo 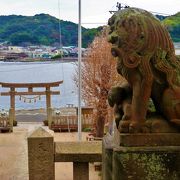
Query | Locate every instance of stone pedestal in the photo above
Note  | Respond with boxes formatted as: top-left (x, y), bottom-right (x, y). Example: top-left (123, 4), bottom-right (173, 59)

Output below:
top-left (102, 130), bottom-right (180, 180)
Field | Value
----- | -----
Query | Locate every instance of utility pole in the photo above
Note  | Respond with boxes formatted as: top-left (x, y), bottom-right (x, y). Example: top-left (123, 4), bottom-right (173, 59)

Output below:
top-left (116, 2), bottom-right (122, 10)
top-left (109, 2), bottom-right (130, 14)
top-left (78, 0), bottom-right (82, 141)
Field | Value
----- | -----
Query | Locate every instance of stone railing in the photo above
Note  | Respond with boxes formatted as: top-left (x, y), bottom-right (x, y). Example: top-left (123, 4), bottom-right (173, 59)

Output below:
top-left (27, 127), bottom-right (102, 180)
top-left (0, 109), bottom-right (12, 132)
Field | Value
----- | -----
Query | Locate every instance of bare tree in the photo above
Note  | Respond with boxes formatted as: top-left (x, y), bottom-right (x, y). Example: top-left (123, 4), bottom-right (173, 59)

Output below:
top-left (74, 28), bottom-right (125, 137)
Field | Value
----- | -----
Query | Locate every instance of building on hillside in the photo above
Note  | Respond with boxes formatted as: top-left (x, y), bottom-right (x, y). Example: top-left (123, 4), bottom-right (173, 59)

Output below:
top-left (0, 52), bottom-right (28, 60)
top-left (8, 46), bottom-right (25, 53)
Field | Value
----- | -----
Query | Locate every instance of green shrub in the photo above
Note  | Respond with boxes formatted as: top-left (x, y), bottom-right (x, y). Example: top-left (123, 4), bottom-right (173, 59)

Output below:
top-left (13, 120), bottom-right (17, 126)
top-left (82, 127), bottom-right (92, 132)
top-left (43, 119), bottom-right (48, 126)
top-left (51, 54), bottom-right (62, 59)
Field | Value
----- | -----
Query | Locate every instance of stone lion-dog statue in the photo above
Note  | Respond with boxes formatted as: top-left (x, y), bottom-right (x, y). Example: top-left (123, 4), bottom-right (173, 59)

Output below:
top-left (108, 8), bottom-right (180, 133)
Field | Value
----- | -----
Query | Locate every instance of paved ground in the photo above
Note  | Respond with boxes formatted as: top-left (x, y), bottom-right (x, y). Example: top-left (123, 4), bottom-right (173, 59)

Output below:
top-left (0, 123), bottom-right (101, 180)
top-left (15, 108), bottom-right (77, 122)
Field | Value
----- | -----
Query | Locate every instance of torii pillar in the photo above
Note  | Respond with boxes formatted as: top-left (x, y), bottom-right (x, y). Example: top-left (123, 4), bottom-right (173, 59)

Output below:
top-left (9, 87), bottom-right (15, 131)
top-left (46, 86), bottom-right (52, 129)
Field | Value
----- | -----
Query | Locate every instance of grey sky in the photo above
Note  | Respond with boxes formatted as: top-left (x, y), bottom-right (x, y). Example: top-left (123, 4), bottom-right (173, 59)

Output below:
top-left (0, 0), bottom-right (179, 28)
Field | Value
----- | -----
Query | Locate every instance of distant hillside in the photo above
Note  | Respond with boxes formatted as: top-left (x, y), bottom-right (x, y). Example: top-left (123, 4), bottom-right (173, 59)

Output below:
top-left (0, 12), bottom-right (179, 47)
top-left (0, 14), bottom-right (102, 47)
top-left (162, 12), bottom-right (180, 42)
top-left (155, 14), bottom-right (168, 21)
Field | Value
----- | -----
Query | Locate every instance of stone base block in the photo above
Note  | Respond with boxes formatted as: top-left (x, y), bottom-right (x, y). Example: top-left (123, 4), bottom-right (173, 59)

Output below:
top-left (102, 134), bottom-right (180, 180)
top-left (113, 146), bottom-right (180, 180)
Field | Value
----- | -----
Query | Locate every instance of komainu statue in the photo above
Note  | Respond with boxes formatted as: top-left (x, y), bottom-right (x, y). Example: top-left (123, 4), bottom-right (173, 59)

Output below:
top-left (108, 8), bottom-right (180, 133)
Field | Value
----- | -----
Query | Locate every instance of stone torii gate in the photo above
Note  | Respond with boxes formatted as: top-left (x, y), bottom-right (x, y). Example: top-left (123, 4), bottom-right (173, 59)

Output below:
top-left (0, 81), bottom-right (63, 131)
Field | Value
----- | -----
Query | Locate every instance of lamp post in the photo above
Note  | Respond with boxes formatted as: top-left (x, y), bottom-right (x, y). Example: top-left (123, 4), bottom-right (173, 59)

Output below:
top-left (78, 0), bottom-right (82, 141)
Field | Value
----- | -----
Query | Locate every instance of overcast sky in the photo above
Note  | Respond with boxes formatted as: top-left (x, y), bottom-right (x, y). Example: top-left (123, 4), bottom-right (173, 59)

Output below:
top-left (0, 0), bottom-right (179, 28)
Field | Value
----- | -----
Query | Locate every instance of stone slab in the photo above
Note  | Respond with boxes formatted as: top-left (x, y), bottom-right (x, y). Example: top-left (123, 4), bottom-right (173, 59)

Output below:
top-left (55, 141), bottom-right (102, 162)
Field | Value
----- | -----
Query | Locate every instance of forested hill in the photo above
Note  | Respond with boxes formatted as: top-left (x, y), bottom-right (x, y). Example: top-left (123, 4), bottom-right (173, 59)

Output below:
top-left (0, 12), bottom-right (179, 47)
top-left (0, 13), bottom-right (102, 47)
top-left (162, 12), bottom-right (180, 42)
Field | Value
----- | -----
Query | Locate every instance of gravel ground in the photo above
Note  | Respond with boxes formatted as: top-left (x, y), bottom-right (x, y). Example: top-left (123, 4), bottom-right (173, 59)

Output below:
top-left (0, 122), bottom-right (101, 180)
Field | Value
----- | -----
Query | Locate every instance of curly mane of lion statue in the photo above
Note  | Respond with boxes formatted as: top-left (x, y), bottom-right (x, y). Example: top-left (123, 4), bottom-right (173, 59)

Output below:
top-left (108, 8), bottom-right (180, 133)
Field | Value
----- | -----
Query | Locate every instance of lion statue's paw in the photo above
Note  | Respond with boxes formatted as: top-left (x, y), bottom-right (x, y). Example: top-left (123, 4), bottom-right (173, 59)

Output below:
top-left (129, 121), bottom-right (150, 133)
top-left (118, 120), bottom-right (131, 133)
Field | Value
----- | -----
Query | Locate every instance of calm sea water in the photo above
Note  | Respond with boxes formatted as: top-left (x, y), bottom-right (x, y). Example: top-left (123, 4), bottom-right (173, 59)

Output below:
top-left (0, 48), bottom-right (179, 110)
top-left (0, 61), bottom-right (78, 110)
top-left (176, 49), bottom-right (180, 55)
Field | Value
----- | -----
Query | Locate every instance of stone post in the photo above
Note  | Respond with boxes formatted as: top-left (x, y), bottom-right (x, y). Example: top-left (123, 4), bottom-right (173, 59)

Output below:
top-left (28, 127), bottom-right (55, 180)
top-left (73, 162), bottom-right (89, 180)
